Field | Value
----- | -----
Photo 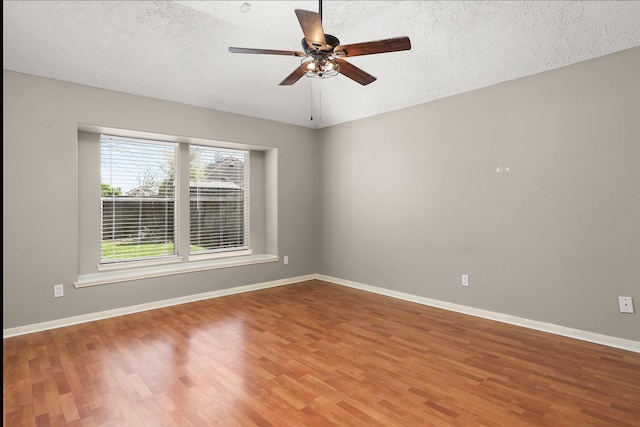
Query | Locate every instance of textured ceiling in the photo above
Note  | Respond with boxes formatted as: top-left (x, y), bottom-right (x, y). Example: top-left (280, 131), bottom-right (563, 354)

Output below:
top-left (4, 1), bottom-right (640, 129)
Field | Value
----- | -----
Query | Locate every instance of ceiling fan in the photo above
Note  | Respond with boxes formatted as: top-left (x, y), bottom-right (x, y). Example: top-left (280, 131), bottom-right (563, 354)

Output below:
top-left (228, 1), bottom-right (411, 86)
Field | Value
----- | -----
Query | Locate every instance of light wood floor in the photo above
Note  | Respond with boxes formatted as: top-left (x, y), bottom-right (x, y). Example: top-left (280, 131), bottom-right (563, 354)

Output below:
top-left (4, 280), bottom-right (640, 426)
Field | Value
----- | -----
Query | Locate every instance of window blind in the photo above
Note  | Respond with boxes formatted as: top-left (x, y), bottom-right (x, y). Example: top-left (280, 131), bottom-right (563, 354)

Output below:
top-left (189, 145), bottom-right (248, 254)
top-left (100, 135), bottom-right (177, 262)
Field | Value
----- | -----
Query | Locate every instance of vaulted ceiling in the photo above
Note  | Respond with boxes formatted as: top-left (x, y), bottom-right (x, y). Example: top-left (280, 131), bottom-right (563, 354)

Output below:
top-left (4, 1), bottom-right (640, 129)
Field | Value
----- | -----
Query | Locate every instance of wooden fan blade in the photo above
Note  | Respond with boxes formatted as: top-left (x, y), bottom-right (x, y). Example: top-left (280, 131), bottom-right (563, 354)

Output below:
top-left (336, 58), bottom-right (376, 86)
top-left (334, 36), bottom-right (411, 57)
top-left (279, 65), bottom-right (307, 86)
top-left (229, 47), bottom-right (306, 57)
top-left (294, 9), bottom-right (328, 51)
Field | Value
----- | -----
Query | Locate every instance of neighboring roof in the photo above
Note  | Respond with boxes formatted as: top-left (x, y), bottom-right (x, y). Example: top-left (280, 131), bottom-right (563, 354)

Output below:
top-left (124, 186), bottom-right (155, 197)
top-left (123, 182), bottom-right (241, 197)
top-left (190, 181), bottom-right (241, 190)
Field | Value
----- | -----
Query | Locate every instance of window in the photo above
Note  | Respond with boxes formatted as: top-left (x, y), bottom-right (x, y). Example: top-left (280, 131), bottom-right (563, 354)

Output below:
top-left (189, 145), bottom-right (248, 255)
top-left (76, 128), bottom-right (277, 287)
top-left (100, 135), bottom-right (249, 265)
top-left (101, 136), bottom-right (177, 263)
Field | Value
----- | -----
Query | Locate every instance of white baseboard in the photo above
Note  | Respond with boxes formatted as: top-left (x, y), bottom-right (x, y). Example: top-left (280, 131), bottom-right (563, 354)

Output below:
top-left (2, 274), bottom-right (316, 339)
top-left (317, 274), bottom-right (640, 353)
top-left (4, 273), bottom-right (639, 354)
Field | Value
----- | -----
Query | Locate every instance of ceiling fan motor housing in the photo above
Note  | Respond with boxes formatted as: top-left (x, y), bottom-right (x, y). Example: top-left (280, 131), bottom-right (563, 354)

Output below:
top-left (301, 34), bottom-right (340, 54)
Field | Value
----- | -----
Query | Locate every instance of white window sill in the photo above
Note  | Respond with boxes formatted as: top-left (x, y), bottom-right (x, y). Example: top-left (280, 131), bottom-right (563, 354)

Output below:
top-left (75, 254), bottom-right (279, 288)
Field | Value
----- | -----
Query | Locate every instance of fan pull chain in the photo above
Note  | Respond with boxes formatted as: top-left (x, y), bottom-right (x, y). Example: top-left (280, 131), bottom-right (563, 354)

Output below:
top-left (319, 84), bottom-right (322, 121)
top-left (310, 82), bottom-right (323, 125)
top-left (310, 85), bottom-right (313, 121)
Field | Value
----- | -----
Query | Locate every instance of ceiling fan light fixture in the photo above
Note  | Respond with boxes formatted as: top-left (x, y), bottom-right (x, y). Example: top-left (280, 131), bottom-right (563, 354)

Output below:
top-left (301, 55), bottom-right (340, 79)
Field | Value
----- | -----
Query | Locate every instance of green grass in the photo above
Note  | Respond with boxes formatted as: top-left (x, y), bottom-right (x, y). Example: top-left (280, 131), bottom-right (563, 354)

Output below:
top-left (101, 241), bottom-right (206, 260)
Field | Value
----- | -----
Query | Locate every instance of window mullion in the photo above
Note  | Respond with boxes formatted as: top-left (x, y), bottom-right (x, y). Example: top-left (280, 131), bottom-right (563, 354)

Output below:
top-left (176, 143), bottom-right (191, 258)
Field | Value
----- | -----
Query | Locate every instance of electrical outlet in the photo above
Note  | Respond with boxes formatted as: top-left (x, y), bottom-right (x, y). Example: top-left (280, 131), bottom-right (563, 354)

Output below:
top-left (54, 284), bottom-right (64, 298)
top-left (284, 256), bottom-right (289, 265)
top-left (618, 296), bottom-right (634, 313)
top-left (462, 274), bottom-right (469, 287)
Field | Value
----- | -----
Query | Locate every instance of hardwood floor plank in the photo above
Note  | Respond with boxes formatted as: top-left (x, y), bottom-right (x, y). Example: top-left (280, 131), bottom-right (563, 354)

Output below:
top-left (4, 280), bottom-right (640, 426)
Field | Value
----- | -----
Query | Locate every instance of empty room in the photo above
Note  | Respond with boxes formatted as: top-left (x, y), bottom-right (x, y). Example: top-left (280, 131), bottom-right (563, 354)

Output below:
top-left (3, 1), bottom-right (640, 426)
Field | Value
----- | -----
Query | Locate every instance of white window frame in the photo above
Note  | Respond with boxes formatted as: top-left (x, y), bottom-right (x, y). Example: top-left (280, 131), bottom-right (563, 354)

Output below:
top-left (75, 126), bottom-right (279, 287)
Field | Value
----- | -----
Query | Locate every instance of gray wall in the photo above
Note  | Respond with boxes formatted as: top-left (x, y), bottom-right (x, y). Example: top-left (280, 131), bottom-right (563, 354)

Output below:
top-left (3, 47), bottom-right (639, 341)
top-left (3, 70), bottom-right (318, 329)
top-left (317, 47), bottom-right (640, 341)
